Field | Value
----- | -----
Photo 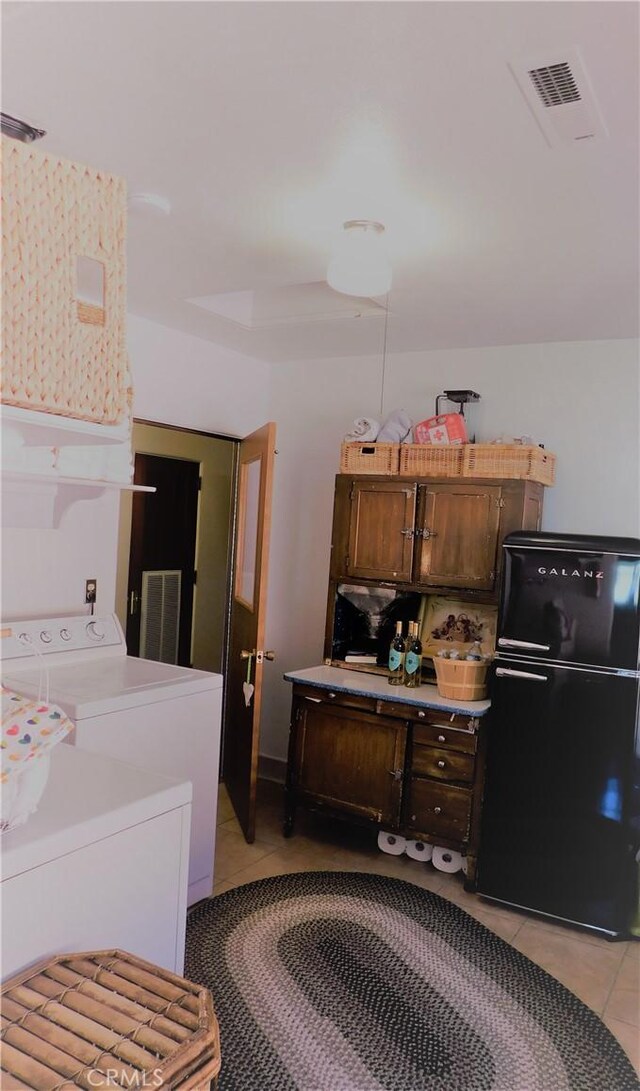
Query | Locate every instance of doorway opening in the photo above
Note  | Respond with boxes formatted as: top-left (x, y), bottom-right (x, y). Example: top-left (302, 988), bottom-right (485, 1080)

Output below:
top-left (127, 452), bottom-right (200, 666)
top-left (116, 420), bottom-right (237, 675)
top-left (116, 418), bottom-right (277, 845)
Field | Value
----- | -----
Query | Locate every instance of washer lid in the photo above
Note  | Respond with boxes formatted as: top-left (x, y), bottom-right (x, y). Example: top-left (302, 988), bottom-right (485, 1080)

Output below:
top-left (3, 656), bottom-right (223, 719)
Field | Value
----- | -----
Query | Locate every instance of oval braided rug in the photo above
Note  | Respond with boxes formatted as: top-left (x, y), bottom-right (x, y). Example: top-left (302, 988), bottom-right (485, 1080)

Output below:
top-left (185, 871), bottom-right (639, 1091)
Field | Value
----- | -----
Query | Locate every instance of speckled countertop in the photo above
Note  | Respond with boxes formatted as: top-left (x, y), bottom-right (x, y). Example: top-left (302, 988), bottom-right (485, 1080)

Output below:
top-left (284, 665), bottom-right (490, 717)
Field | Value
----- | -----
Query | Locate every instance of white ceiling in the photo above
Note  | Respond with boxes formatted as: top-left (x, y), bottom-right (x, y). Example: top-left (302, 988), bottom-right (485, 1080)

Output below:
top-left (2, 1), bottom-right (639, 362)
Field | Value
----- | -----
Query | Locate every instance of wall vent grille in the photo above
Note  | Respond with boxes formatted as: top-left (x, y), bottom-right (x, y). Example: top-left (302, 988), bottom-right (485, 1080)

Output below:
top-left (140, 569), bottom-right (181, 664)
top-left (529, 63), bottom-right (581, 108)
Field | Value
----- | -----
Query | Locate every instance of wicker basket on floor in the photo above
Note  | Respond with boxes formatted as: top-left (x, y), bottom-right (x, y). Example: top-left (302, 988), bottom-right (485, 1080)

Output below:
top-left (462, 444), bottom-right (556, 486)
top-left (0, 949), bottom-right (221, 1090)
top-left (340, 442), bottom-right (400, 475)
top-left (433, 657), bottom-right (490, 701)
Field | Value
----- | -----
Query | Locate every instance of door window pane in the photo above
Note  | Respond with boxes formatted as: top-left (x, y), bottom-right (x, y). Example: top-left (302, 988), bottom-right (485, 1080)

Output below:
top-left (236, 456), bottom-right (260, 609)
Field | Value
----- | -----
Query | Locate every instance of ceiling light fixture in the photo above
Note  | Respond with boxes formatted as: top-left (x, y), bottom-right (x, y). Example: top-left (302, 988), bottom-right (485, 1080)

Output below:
top-left (327, 220), bottom-right (392, 297)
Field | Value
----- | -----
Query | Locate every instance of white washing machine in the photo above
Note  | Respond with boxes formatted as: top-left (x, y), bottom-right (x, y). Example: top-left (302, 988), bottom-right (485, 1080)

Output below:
top-left (2, 613), bottom-right (223, 906)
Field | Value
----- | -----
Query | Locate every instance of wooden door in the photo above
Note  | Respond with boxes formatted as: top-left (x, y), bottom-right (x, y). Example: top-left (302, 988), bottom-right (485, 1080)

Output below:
top-left (415, 482), bottom-right (502, 589)
top-left (346, 480), bottom-right (417, 581)
top-left (294, 700), bottom-right (406, 826)
top-left (127, 453), bottom-right (200, 666)
top-left (223, 422), bottom-right (276, 843)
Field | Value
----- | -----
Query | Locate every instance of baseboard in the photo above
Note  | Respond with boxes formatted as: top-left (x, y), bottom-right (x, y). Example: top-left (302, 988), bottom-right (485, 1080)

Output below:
top-left (258, 755), bottom-right (286, 784)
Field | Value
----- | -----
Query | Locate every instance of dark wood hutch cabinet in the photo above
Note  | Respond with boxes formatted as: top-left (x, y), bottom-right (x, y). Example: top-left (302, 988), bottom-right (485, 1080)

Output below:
top-left (285, 471), bottom-right (546, 888)
top-left (331, 474), bottom-right (543, 598)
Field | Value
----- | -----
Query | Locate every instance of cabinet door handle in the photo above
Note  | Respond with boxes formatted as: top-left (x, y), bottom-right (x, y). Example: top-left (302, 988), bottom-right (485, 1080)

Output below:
top-left (420, 528), bottom-right (438, 540)
top-left (400, 527), bottom-right (415, 538)
top-left (417, 711), bottom-right (426, 719)
top-left (433, 806), bottom-right (442, 815)
top-left (436, 760), bottom-right (446, 769)
top-left (437, 734), bottom-right (446, 742)
top-left (387, 768), bottom-right (403, 781)
top-left (327, 691), bottom-right (337, 698)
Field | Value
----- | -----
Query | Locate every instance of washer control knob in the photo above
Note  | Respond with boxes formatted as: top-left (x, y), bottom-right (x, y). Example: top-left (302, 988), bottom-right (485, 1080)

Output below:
top-left (86, 621), bottom-right (105, 642)
top-left (40, 630), bottom-right (52, 644)
top-left (60, 628), bottom-right (72, 641)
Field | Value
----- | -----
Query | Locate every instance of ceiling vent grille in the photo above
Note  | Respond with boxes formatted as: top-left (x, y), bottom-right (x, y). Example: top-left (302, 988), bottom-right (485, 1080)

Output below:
top-left (510, 48), bottom-right (607, 147)
top-left (528, 63), bottom-right (581, 108)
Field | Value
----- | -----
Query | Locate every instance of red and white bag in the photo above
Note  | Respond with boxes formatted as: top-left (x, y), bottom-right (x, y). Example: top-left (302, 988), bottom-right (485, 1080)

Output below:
top-left (414, 413), bottom-right (468, 445)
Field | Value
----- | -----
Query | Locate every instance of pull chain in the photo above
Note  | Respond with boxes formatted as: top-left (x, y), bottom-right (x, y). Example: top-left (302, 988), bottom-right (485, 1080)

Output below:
top-left (379, 292), bottom-right (390, 419)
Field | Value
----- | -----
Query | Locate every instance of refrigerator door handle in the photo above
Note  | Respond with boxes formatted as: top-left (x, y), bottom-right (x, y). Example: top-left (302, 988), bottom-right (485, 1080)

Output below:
top-left (498, 638), bottom-right (551, 651)
top-left (496, 667), bottom-right (549, 681)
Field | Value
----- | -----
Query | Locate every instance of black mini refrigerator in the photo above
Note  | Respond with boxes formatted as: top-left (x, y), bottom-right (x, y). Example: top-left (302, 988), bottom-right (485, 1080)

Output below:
top-left (476, 531), bottom-right (640, 937)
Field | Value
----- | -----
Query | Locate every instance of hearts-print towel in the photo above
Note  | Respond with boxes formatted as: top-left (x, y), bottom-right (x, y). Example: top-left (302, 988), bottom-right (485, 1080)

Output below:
top-left (1, 684), bottom-right (75, 781)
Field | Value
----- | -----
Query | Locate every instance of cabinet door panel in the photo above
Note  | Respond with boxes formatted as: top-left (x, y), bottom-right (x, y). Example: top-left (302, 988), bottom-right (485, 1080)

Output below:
top-left (295, 703), bottom-right (406, 825)
top-left (416, 483), bottom-right (501, 589)
top-left (347, 481), bottom-right (416, 581)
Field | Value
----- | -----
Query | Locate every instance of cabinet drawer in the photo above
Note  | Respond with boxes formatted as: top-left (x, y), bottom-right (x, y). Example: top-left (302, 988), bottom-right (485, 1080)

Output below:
top-left (293, 684), bottom-right (377, 714)
top-left (406, 780), bottom-right (472, 841)
top-left (411, 745), bottom-right (474, 783)
top-left (412, 722), bottom-right (477, 754)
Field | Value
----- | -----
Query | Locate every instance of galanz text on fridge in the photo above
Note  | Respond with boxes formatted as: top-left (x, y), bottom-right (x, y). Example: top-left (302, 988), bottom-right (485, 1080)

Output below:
top-left (537, 567), bottom-right (604, 578)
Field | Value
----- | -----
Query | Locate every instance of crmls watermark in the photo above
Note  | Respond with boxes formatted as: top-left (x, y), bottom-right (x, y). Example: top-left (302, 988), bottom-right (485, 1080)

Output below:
top-left (87, 1070), bottom-right (163, 1088)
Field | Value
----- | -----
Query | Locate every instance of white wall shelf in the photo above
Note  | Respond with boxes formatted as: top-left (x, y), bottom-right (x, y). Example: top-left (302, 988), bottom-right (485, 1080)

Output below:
top-left (2, 473), bottom-right (155, 530)
top-left (1, 404), bottom-right (130, 447)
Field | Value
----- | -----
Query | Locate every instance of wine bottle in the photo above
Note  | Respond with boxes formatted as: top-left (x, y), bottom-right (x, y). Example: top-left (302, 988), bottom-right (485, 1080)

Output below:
top-left (388, 620), bottom-right (406, 685)
top-left (405, 621), bottom-right (423, 688)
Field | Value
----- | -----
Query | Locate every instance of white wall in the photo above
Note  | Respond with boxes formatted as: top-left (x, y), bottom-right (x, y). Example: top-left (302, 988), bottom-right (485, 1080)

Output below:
top-left (260, 338), bottom-right (640, 765)
top-left (1, 492), bottom-right (121, 620)
top-left (1, 317), bottom-right (271, 621)
top-left (128, 314), bottom-right (271, 438)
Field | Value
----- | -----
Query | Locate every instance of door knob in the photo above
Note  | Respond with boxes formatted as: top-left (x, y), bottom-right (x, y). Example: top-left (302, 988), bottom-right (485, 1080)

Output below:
top-left (240, 649), bottom-right (255, 660)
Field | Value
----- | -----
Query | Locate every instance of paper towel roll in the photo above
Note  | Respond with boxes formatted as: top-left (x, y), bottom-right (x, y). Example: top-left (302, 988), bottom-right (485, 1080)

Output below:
top-left (405, 839), bottom-right (433, 862)
top-left (378, 830), bottom-right (406, 856)
top-left (432, 846), bottom-right (463, 873)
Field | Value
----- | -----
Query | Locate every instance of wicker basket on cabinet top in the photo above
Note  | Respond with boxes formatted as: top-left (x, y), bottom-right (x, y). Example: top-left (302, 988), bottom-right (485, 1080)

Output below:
top-left (399, 444), bottom-right (464, 477)
top-left (0, 948), bottom-right (221, 1090)
top-left (1, 136), bottom-right (129, 425)
top-left (340, 442), bottom-right (400, 475)
top-left (462, 444), bottom-right (556, 486)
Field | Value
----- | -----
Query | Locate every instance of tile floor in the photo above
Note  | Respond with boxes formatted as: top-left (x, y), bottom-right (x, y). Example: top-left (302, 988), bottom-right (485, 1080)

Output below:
top-left (213, 780), bottom-right (640, 1073)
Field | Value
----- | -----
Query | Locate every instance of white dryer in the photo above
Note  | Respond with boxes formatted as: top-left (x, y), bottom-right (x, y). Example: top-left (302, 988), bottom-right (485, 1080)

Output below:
top-left (2, 613), bottom-right (223, 905)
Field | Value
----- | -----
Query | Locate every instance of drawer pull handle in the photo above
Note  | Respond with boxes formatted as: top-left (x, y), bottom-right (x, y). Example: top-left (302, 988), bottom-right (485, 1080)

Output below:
top-left (437, 734), bottom-right (446, 742)
top-left (418, 711), bottom-right (426, 719)
top-left (328, 691), bottom-right (337, 698)
top-left (433, 806), bottom-right (442, 815)
top-left (436, 760), bottom-right (446, 769)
